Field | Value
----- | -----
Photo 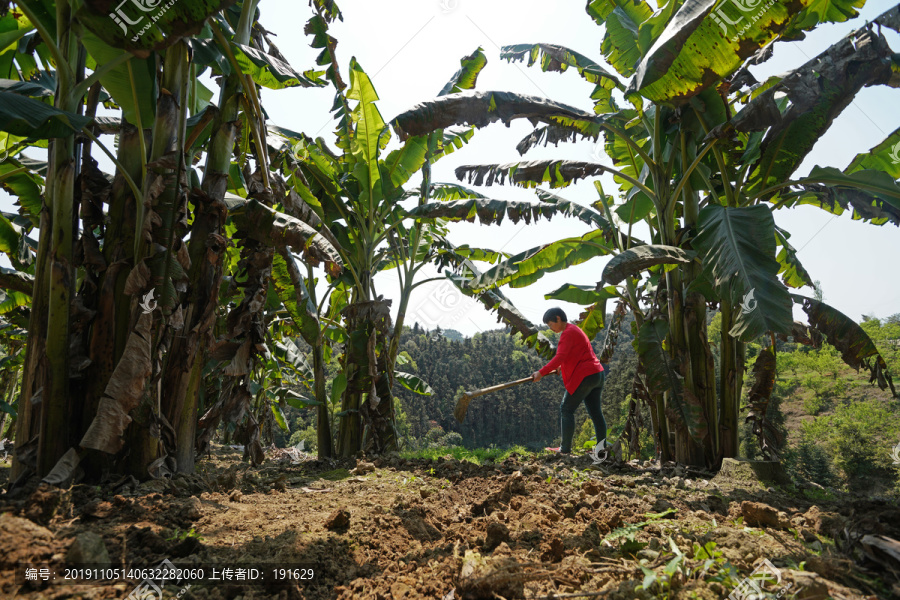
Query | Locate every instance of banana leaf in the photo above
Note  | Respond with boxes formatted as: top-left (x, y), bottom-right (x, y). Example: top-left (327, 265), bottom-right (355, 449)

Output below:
top-left (391, 90), bottom-right (600, 142)
top-left (456, 160), bottom-right (622, 190)
top-left (602, 245), bottom-right (695, 285)
top-left (0, 90), bottom-right (92, 138)
top-left (745, 346), bottom-right (781, 460)
top-left (501, 43), bottom-right (623, 113)
top-left (792, 295), bottom-right (896, 396)
top-left (692, 203), bottom-right (792, 340)
top-left (395, 372), bottom-right (433, 396)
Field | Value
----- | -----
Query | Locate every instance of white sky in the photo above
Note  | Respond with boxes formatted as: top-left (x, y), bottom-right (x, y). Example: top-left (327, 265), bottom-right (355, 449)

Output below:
top-left (3, 0), bottom-right (899, 338)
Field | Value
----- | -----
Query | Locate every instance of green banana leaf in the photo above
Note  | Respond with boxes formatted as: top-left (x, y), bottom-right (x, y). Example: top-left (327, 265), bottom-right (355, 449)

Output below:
top-left (577, 300), bottom-right (607, 340)
top-left (395, 372), bottom-right (433, 395)
top-left (274, 338), bottom-right (314, 381)
top-left (575, 286), bottom-right (621, 339)
top-left (586, 0), bottom-right (654, 79)
top-left (0, 158), bottom-right (43, 225)
top-left (0, 288), bottom-right (29, 315)
top-left (501, 43), bottom-right (623, 113)
top-left (271, 253), bottom-right (320, 346)
top-left (80, 32), bottom-right (156, 126)
top-left (601, 245), bottom-right (695, 285)
top-left (428, 127), bottom-right (476, 162)
top-left (0, 91), bottom-right (92, 138)
top-left (545, 283), bottom-right (618, 305)
top-left (445, 269), bottom-right (555, 360)
top-left (844, 126), bottom-right (900, 179)
top-left (630, 0), bottom-right (867, 105)
top-left (347, 58), bottom-right (387, 208)
top-left (691, 203), bottom-right (792, 340)
top-left (774, 226), bottom-right (812, 289)
top-left (0, 78), bottom-right (50, 97)
top-left (232, 42), bottom-right (325, 89)
top-left (427, 183), bottom-right (486, 201)
top-left (467, 228), bottom-right (619, 291)
top-left (75, 0), bottom-right (237, 56)
top-left (270, 402), bottom-right (289, 432)
top-left (383, 135), bottom-right (428, 189)
top-left (439, 47), bottom-right (487, 95)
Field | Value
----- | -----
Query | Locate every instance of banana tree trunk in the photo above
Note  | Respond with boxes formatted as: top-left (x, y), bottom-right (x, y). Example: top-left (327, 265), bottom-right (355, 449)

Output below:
top-left (336, 299), bottom-right (396, 456)
top-left (162, 0), bottom-right (255, 474)
top-left (78, 119), bottom-right (144, 479)
top-left (38, 2), bottom-right (79, 476)
top-left (119, 40), bottom-right (191, 479)
top-left (277, 250), bottom-right (333, 458)
top-left (665, 269), bottom-right (706, 467)
top-left (719, 300), bottom-right (742, 458)
top-left (336, 320), bottom-right (366, 457)
top-left (11, 206), bottom-right (50, 479)
top-left (313, 344), bottom-right (333, 457)
top-left (681, 178), bottom-right (718, 467)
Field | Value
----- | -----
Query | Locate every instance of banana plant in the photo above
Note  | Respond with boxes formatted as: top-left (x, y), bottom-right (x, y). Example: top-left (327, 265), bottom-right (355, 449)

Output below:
top-left (392, 0), bottom-right (899, 468)
top-left (263, 7), bottom-right (511, 456)
top-left (4, 0), bottom-right (342, 483)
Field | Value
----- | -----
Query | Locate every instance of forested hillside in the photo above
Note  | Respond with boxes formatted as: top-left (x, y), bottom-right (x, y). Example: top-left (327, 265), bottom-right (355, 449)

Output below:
top-left (391, 323), bottom-right (638, 451)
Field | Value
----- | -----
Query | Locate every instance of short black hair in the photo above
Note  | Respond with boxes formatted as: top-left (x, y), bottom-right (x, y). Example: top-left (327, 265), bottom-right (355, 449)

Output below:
top-left (542, 307), bottom-right (567, 324)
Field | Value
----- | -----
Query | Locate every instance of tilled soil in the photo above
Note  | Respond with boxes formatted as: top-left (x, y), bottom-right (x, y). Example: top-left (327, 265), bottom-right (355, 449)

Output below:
top-left (0, 446), bottom-right (897, 599)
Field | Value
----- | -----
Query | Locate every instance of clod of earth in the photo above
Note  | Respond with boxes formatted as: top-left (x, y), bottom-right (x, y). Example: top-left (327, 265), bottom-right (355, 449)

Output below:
top-left (324, 508), bottom-right (350, 530)
top-left (740, 501), bottom-right (791, 530)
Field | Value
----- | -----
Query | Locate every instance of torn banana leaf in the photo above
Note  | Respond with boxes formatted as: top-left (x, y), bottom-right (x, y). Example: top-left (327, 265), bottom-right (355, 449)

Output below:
top-left (602, 245), bottom-right (695, 285)
top-left (231, 199), bottom-right (343, 275)
top-left (792, 295), bottom-right (896, 397)
top-left (445, 267), bottom-right (555, 360)
top-left (745, 346), bottom-right (781, 460)
top-left (391, 90), bottom-right (601, 142)
top-left (407, 197), bottom-right (572, 226)
top-left (501, 43), bottom-right (624, 114)
top-left (455, 160), bottom-right (625, 190)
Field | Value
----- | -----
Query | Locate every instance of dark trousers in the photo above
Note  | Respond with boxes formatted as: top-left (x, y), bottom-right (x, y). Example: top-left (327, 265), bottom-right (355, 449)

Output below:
top-left (559, 371), bottom-right (606, 453)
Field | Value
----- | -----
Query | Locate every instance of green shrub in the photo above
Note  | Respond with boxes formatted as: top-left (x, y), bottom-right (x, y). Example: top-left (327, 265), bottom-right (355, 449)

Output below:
top-left (800, 399), bottom-right (900, 486)
top-left (784, 438), bottom-right (837, 487)
top-left (574, 418), bottom-right (595, 450)
top-left (288, 425), bottom-right (318, 452)
top-left (436, 431), bottom-right (463, 448)
top-left (802, 392), bottom-right (827, 416)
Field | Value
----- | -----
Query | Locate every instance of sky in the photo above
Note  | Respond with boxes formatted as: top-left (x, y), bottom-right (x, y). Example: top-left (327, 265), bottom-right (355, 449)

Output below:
top-left (2, 0), bottom-right (899, 338)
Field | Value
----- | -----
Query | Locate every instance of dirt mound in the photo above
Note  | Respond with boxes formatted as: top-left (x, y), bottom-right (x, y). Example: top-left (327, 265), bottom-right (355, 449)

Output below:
top-left (1, 446), bottom-right (897, 599)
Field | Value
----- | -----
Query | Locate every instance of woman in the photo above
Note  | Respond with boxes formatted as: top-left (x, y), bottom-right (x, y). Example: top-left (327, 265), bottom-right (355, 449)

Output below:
top-left (532, 307), bottom-right (610, 455)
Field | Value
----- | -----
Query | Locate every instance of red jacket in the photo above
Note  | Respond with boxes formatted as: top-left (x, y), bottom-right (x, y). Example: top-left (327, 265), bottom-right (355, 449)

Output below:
top-left (539, 323), bottom-right (603, 393)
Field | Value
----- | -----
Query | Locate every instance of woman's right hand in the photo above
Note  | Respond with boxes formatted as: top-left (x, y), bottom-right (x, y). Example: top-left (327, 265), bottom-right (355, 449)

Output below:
top-left (532, 371), bottom-right (543, 382)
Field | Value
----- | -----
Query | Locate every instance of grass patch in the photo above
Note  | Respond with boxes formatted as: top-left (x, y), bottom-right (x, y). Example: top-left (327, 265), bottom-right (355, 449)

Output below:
top-left (400, 445), bottom-right (533, 465)
top-left (318, 468), bottom-right (351, 481)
